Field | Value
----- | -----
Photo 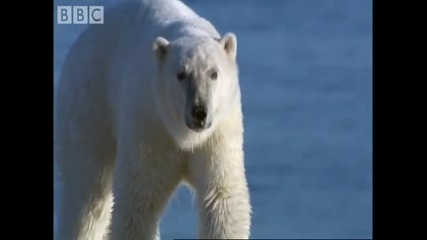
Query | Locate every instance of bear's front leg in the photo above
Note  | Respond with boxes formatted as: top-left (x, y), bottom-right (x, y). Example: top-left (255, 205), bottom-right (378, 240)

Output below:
top-left (110, 142), bottom-right (182, 240)
top-left (189, 137), bottom-right (252, 239)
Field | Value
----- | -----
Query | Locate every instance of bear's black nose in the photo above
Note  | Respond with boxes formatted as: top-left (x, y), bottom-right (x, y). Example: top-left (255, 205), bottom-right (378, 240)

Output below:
top-left (192, 106), bottom-right (207, 122)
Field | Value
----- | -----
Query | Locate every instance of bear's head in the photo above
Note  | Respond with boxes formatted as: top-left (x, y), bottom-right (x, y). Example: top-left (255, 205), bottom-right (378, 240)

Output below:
top-left (152, 33), bottom-right (239, 150)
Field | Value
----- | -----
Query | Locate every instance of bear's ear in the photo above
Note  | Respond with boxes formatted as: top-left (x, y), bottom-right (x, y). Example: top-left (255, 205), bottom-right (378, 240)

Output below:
top-left (220, 32), bottom-right (237, 59)
top-left (153, 36), bottom-right (170, 63)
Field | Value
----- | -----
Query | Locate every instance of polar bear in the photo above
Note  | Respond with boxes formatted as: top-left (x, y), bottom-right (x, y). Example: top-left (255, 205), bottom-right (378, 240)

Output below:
top-left (54, 0), bottom-right (251, 239)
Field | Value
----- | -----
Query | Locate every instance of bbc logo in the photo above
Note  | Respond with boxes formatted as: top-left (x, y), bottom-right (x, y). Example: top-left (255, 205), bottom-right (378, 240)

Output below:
top-left (57, 6), bottom-right (104, 24)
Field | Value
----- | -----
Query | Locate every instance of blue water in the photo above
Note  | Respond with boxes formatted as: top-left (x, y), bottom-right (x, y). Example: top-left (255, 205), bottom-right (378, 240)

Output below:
top-left (54, 0), bottom-right (372, 239)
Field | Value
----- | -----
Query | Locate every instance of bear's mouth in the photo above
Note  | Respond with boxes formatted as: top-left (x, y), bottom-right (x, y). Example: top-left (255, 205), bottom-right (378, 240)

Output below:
top-left (185, 118), bottom-right (212, 132)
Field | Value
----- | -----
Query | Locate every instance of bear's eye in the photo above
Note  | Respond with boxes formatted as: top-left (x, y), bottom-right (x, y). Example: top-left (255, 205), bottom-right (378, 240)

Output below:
top-left (209, 69), bottom-right (218, 80)
top-left (176, 71), bottom-right (187, 81)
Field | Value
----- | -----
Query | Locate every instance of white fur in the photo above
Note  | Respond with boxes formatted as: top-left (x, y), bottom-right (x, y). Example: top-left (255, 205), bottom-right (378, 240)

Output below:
top-left (54, 0), bottom-right (251, 239)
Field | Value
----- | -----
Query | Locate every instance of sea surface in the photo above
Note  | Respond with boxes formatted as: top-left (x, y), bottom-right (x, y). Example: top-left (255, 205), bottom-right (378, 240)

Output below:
top-left (54, 0), bottom-right (373, 239)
